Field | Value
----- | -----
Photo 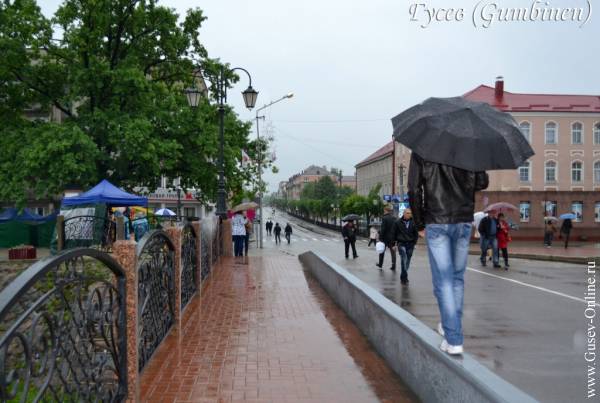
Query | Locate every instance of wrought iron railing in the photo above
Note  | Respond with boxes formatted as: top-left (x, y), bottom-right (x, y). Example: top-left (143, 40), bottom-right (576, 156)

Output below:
top-left (211, 220), bottom-right (220, 266)
top-left (63, 216), bottom-right (116, 251)
top-left (135, 231), bottom-right (175, 372)
top-left (180, 225), bottom-right (198, 309)
top-left (200, 226), bottom-right (211, 282)
top-left (0, 249), bottom-right (128, 402)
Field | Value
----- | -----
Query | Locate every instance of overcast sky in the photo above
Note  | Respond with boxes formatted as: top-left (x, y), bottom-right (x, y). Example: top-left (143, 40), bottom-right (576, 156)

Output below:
top-left (39, 0), bottom-right (600, 192)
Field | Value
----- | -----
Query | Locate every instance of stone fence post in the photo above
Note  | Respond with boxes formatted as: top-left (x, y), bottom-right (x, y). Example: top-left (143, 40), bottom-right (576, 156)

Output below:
top-left (221, 219), bottom-right (233, 257)
top-left (165, 227), bottom-right (182, 327)
top-left (112, 240), bottom-right (138, 402)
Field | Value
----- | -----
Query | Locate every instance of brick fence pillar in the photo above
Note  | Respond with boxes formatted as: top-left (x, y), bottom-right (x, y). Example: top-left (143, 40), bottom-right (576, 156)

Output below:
top-left (112, 240), bottom-right (138, 402)
top-left (221, 219), bottom-right (233, 257)
top-left (191, 222), bottom-right (202, 292)
top-left (165, 227), bottom-right (182, 326)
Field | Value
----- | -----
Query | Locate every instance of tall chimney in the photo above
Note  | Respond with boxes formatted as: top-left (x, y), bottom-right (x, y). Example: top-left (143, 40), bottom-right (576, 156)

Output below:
top-left (494, 76), bottom-right (504, 101)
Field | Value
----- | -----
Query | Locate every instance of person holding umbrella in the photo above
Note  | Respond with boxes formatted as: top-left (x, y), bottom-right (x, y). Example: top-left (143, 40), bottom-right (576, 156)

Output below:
top-left (342, 220), bottom-right (358, 258)
top-left (478, 211), bottom-right (501, 268)
top-left (231, 211), bottom-right (247, 258)
top-left (393, 96), bottom-right (534, 355)
top-left (496, 213), bottom-right (511, 269)
top-left (559, 213), bottom-right (575, 249)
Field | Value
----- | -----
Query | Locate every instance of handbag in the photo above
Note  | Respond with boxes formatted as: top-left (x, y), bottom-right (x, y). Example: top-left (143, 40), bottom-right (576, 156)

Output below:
top-left (376, 241), bottom-right (385, 253)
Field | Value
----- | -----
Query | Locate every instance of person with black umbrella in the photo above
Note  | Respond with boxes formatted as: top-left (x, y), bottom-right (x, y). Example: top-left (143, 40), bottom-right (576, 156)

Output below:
top-left (342, 220), bottom-right (358, 259)
top-left (375, 205), bottom-right (397, 271)
top-left (393, 96), bottom-right (534, 356)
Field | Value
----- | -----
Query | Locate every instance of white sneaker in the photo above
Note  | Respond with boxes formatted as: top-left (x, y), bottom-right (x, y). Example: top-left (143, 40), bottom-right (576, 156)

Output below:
top-left (437, 322), bottom-right (445, 337)
top-left (440, 339), bottom-right (464, 355)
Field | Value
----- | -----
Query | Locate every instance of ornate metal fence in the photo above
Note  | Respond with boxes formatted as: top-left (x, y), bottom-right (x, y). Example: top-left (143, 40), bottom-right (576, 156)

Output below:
top-left (135, 231), bottom-right (175, 372)
top-left (0, 249), bottom-right (127, 402)
top-left (180, 225), bottom-right (198, 309)
top-left (63, 216), bottom-right (116, 251)
top-left (211, 220), bottom-right (220, 265)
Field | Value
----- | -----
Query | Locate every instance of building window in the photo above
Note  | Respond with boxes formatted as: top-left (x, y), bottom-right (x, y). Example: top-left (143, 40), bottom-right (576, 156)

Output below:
top-left (519, 122), bottom-right (531, 142)
top-left (595, 161), bottom-right (600, 183)
top-left (545, 161), bottom-right (557, 182)
top-left (544, 201), bottom-right (557, 218)
top-left (571, 161), bottom-right (583, 183)
top-left (571, 202), bottom-right (583, 222)
top-left (594, 123), bottom-right (600, 145)
top-left (518, 161), bottom-right (531, 182)
top-left (571, 122), bottom-right (583, 144)
top-left (545, 122), bottom-right (557, 144)
top-left (184, 207), bottom-right (195, 218)
top-left (595, 202), bottom-right (600, 222)
top-left (519, 202), bottom-right (530, 222)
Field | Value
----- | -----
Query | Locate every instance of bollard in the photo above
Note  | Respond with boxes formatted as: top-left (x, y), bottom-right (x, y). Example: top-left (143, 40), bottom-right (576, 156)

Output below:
top-left (112, 240), bottom-right (138, 402)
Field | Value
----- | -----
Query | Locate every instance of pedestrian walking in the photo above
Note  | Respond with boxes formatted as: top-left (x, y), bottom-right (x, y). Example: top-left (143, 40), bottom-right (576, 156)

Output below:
top-left (408, 152), bottom-right (489, 356)
top-left (231, 211), bottom-right (247, 257)
top-left (274, 222), bottom-right (282, 245)
top-left (394, 208), bottom-right (418, 284)
top-left (368, 225), bottom-right (378, 247)
top-left (375, 205), bottom-right (397, 271)
top-left (560, 218), bottom-right (572, 249)
top-left (244, 215), bottom-right (253, 256)
top-left (496, 213), bottom-right (511, 269)
top-left (478, 211), bottom-right (501, 268)
top-left (266, 220), bottom-right (273, 236)
top-left (284, 223), bottom-right (293, 244)
top-left (342, 221), bottom-right (358, 259)
top-left (544, 220), bottom-right (558, 247)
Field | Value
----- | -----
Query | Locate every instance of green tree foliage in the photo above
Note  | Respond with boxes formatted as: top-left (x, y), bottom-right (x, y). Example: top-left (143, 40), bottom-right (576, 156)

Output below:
top-left (0, 0), bottom-right (255, 206)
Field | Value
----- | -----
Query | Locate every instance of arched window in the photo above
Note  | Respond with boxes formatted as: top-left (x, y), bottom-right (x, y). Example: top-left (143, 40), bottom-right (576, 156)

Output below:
top-left (518, 161), bottom-right (531, 182)
top-left (545, 160), bottom-right (557, 182)
top-left (571, 161), bottom-right (583, 183)
top-left (571, 122), bottom-right (583, 144)
top-left (595, 161), bottom-right (600, 183)
top-left (545, 122), bottom-right (557, 144)
top-left (594, 123), bottom-right (600, 145)
top-left (519, 121), bottom-right (531, 143)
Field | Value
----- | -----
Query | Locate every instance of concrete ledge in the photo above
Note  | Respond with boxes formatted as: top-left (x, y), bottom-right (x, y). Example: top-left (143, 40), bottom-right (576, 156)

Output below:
top-left (299, 251), bottom-right (538, 403)
top-left (468, 250), bottom-right (599, 265)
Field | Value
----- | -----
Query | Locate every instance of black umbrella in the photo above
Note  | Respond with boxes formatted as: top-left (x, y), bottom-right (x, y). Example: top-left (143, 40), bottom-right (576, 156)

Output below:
top-left (342, 214), bottom-right (361, 221)
top-left (391, 97), bottom-right (534, 171)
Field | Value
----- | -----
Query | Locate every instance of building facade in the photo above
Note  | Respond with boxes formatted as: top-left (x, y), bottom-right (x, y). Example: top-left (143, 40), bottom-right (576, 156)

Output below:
top-left (464, 78), bottom-right (600, 240)
top-left (284, 165), bottom-right (355, 200)
top-left (355, 142), bottom-right (394, 198)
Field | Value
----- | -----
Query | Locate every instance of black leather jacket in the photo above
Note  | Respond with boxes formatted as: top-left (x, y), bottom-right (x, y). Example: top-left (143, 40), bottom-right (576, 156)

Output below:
top-left (394, 217), bottom-right (418, 244)
top-left (408, 153), bottom-right (489, 231)
top-left (379, 213), bottom-right (397, 244)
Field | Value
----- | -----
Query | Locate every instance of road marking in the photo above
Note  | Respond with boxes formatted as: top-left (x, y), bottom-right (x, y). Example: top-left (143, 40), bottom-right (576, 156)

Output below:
top-left (467, 266), bottom-right (600, 307)
top-left (312, 238), bottom-right (318, 241)
top-left (302, 238), bottom-right (308, 241)
top-left (322, 238), bottom-right (329, 242)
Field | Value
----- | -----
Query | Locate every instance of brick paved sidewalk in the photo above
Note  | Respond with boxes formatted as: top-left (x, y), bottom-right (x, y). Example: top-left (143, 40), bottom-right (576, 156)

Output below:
top-left (139, 256), bottom-right (418, 403)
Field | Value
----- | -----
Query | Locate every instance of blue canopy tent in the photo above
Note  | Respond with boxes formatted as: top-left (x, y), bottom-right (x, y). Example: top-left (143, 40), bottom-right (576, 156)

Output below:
top-left (61, 179), bottom-right (148, 207)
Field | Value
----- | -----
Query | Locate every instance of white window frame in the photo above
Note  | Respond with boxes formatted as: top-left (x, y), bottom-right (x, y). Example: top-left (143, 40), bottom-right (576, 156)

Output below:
top-left (595, 202), bottom-right (600, 222)
top-left (594, 160), bottom-right (600, 184)
top-left (571, 121), bottom-right (584, 145)
top-left (545, 121), bottom-right (558, 145)
top-left (545, 160), bottom-right (558, 183)
top-left (519, 201), bottom-right (530, 223)
top-left (571, 160), bottom-right (583, 183)
top-left (571, 201), bottom-right (583, 222)
top-left (594, 122), bottom-right (600, 145)
top-left (518, 161), bottom-right (531, 182)
top-left (519, 121), bottom-right (531, 143)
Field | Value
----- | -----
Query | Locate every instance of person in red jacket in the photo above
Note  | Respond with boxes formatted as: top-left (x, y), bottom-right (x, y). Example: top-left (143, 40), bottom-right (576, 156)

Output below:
top-left (496, 213), bottom-right (511, 270)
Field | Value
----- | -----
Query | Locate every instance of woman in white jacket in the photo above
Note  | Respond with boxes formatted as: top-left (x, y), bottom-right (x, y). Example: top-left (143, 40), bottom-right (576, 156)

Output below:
top-left (231, 212), bottom-right (247, 257)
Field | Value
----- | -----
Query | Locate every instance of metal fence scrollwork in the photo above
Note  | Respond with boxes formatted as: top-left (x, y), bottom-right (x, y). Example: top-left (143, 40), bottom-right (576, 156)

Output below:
top-left (63, 216), bottom-right (116, 251)
top-left (135, 231), bottom-right (175, 372)
top-left (0, 249), bottom-right (127, 402)
top-left (180, 225), bottom-right (198, 309)
top-left (211, 221), bottom-right (220, 266)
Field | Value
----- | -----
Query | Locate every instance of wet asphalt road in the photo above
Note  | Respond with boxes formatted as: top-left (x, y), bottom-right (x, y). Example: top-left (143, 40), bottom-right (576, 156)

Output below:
top-left (250, 209), bottom-right (596, 403)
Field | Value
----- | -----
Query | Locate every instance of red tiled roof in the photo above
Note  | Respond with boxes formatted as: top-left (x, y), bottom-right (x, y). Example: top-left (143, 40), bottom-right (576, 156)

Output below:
top-left (355, 141), bottom-right (394, 168)
top-left (463, 85), bottom-right (600, 113)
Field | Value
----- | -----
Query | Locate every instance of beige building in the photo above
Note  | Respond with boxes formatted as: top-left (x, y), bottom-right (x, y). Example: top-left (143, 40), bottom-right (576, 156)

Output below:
top-left (355, 142), bottom-right (394, 198)
top-left (285, 165), bottom-right (355, 200)
top-left (464, 78), bottom-right (600, 240)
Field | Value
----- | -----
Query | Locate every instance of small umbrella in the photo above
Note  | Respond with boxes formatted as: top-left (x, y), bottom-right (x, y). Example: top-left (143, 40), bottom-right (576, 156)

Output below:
top-left (392, 97), bottom-right (535, 171)
top-left (342, 214), bottom-right (361, 221)
top-left (473, 211), bottom-right (487, 226)
top-left (231, 202), bottom-right (258, 213)
top-left (559, 213), bottom-right (577, 220)
top-left (155, 208), bottom-right (176, 217)
top-left (484, 202), bottom-right (518, 213)
top-left (544, 216), bottom-right (558, 222)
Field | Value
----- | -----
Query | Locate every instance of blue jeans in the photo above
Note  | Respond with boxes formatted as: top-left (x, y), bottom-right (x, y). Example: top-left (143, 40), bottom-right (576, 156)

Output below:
top-left (480, 236), bottom-right (499, 265)
top-left (426, 223), bottom-right (472, 346)
top-left (398, 243), bottom-right (415, 280)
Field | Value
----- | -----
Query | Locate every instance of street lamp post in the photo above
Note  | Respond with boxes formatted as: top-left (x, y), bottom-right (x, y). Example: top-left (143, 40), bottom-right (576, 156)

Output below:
top-left (176, 185), bottom-right (182, 221)
top-left (255, 93), bottom-right (293, 248)
top-left (186, 66), bottom-right (258, 219)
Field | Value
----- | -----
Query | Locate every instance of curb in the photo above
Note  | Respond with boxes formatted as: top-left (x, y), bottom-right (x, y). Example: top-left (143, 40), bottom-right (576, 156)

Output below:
top-left (299, 251), bottom-right (539, 403)
top-left (468, 250), bottom-right (599, 265)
